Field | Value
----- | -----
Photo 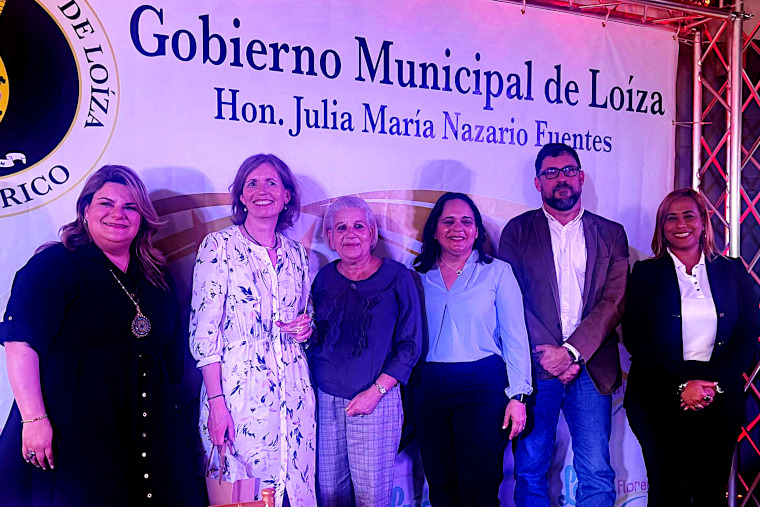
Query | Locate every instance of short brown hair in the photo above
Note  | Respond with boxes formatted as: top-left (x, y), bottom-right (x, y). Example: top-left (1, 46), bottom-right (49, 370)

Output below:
top-left (229, 154), bottom-right (301, 232)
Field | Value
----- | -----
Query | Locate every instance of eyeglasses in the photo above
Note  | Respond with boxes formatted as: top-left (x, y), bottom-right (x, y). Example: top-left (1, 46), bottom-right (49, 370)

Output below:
top-left (537, 166), bottom-right (582, 179)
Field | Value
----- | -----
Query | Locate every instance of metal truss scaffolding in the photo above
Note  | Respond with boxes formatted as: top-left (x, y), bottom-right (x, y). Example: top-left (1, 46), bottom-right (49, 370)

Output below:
top-left (694, 5), bottom-right (760, 507)
top-left (495, 0), bottom-right (759, 504)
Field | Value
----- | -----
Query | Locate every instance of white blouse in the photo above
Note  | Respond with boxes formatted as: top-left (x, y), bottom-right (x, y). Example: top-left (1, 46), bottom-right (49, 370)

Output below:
top-left (668, 250), bottom-right (717, 362)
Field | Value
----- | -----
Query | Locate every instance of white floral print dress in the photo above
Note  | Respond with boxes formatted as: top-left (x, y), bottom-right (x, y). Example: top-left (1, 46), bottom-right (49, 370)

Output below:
top-left (189, 226), bottom-right (316, 507)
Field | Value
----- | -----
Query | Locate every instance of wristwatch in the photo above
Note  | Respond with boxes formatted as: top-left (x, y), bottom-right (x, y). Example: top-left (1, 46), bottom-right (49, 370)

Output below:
top-left (511, 394), bottom-right (527, 403)
top-left (565, 346), bottom-right (580, 364)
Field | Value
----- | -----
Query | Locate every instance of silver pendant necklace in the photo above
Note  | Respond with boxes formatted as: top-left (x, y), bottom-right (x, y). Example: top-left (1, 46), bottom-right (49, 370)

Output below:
top-left (439, 258), bottom-right (465, 276)
top-left (243, 222), bottom-right (277, 250)
top-left (110, 269), bottom-right (151, 338)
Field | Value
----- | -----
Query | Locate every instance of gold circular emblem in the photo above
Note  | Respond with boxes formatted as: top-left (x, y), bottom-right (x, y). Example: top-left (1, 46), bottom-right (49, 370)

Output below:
top-left (0, 55), bottom-right (8, 127)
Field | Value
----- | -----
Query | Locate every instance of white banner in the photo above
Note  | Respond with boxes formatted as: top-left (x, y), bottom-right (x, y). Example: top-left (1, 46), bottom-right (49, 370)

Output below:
top-left (0, 1), bottom-right (676, 505)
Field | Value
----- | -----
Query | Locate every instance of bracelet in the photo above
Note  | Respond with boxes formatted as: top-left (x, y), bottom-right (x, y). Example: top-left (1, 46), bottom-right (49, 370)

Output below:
top-left (678, 382), bottom-right (723, 395)
top-left (21, 413), bottom-right (48, 424)
top-left (207, 393), bottom-right (224, 401)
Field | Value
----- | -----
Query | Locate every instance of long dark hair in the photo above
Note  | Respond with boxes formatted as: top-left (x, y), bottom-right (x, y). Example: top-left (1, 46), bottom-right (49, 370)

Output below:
top-left (229, 154), bottom-right (301, 232)
top-left (59, 165), bottom-right (168, 290)
top-left (413, 192), bottom-right (492, 273)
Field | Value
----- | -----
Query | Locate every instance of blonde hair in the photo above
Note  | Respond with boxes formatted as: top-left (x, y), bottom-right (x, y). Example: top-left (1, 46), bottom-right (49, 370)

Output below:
top-left (59, 165), bottom-right (169, 290)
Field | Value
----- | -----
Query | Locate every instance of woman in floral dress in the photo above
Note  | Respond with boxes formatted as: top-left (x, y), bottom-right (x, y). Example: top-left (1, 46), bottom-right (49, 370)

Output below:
top-left (189, 154), bottom-right (316, 507)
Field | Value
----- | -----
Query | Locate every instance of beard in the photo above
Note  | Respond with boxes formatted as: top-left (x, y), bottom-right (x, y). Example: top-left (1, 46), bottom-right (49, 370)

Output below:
top-left (544, 182), bottom-right (581, 211)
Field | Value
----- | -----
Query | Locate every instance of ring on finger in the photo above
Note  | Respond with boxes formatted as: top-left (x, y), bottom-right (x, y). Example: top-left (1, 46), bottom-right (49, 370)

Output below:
top-left (703, 395), bottom-right (712, 402)
top-left (25, 450), bottom-right (36, 460)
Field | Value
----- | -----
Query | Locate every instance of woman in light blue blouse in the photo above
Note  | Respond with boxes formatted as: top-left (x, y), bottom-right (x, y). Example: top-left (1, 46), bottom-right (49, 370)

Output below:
top-left (409, 192), bottom-right (532, 507)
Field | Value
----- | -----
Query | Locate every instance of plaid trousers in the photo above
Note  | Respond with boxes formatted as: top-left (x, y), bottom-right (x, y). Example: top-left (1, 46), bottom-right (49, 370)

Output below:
top-left (316, 386), bottom-right (403, 507)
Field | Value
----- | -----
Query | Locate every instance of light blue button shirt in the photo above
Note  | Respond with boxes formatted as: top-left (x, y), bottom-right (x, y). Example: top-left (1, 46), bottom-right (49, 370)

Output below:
top-left (420, 251), bottom-right (533, 398)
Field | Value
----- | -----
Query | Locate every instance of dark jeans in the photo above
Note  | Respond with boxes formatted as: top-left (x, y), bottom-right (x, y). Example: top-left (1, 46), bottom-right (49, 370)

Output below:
top-left (409, 355), bottom-right (509, 507)
top-left (514, 366), bottom-right (615, 507)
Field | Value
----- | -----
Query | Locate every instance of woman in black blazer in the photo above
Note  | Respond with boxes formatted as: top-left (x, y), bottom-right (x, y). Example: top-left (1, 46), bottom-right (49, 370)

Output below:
top-left (623, 188), bottom-right (760, 507)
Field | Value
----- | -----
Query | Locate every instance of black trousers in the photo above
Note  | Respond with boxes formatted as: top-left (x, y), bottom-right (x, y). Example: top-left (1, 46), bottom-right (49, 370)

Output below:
top-left (408, 355), bottom-right (509, 507)
top-left (626, 395), bottom-right (742, 507)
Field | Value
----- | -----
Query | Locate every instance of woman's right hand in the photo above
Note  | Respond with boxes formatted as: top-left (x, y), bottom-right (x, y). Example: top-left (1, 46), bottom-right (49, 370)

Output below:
top-left (22, 417), bottom-right (54, 470)
top-left (208, 398), bottom-right (235, 446)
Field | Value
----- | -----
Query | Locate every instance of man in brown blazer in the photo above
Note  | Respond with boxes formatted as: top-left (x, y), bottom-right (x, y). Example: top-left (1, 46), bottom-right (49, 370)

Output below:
top-left (499, 143), bottom-right (628, 507)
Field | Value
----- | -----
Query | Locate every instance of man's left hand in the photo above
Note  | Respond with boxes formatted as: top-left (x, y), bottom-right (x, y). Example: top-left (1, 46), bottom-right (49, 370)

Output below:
top-left (534, 344), bottom-right (574, 377)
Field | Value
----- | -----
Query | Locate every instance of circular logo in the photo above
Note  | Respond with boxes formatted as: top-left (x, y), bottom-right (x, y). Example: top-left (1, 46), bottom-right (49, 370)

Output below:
top-left (0, 55), bottom-right (8, 129)
top-left (0, 0), bottom-right (118, 217)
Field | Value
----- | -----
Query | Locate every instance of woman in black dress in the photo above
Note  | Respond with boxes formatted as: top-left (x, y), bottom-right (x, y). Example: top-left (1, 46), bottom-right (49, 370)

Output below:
top-left (0, 165), bottom-right (201, 507)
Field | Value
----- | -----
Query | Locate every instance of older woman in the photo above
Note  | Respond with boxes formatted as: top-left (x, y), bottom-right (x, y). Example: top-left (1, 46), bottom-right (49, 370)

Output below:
top-left (309, 196), bottom-right (422, 507)
top-left (624, 188), bottom-right (760, 506)
top-left (189, 154), bottom-right (315, 507)
top-left (0, 165), bottom-right (200, 507)
top-left (410, 192), bottom-right (532, 507)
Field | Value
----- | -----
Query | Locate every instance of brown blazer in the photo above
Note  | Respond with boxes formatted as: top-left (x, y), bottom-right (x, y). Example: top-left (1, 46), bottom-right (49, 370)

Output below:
top-left (498, 209), bottom-right (629, 394)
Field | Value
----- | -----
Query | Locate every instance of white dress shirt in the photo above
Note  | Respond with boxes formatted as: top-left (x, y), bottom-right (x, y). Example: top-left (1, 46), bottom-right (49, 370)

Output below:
top-left (543, 206), bottom-right (586, 360)
top-left (668, 249), bottom-right (717, 362)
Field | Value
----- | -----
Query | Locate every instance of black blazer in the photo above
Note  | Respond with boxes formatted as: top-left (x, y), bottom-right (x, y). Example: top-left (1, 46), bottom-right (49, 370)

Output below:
top-left (623, 254), bottom-right (759, 411)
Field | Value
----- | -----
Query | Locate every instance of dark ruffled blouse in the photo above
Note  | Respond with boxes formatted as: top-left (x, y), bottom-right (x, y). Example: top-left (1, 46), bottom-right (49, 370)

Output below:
top-left (309, 258), bottom-right (423, 399)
